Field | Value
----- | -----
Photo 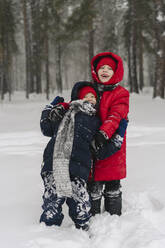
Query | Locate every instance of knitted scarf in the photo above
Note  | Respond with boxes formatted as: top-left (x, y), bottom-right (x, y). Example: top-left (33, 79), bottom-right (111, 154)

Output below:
top-left (53, 100), bottom-right (96, 198)
top-left (96, 83), bottom-right (119, 93)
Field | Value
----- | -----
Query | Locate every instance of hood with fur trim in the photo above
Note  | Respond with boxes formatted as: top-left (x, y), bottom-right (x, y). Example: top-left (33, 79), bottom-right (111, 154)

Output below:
top-left (91, 52), bottom-right (124, 85)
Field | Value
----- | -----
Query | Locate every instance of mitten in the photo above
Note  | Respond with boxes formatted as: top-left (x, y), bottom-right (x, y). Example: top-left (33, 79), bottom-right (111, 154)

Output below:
top-left (91, 130), bottom-right (109, 154)
top-left (116, 119), bottom-right (128, 137)
top-left (110, 119), bottom-right (128, 149)
top-left (50, 96), bottom-right (64, 106)
top-left (49, 104), bottom-right (66, 122)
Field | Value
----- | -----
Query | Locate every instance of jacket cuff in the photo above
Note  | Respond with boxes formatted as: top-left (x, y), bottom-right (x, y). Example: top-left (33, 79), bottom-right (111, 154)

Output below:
top-left (99, 130), bottom-right (109, 140)
top-left (58, 102), bottom-right (69, 109)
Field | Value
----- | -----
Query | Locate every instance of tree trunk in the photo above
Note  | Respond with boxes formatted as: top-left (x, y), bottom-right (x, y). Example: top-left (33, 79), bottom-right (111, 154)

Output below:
top-left (6, 36), bottom-right (12, 101)
top-left (55, 41), bottom-right (62, 93)
top-left (131, 2), bottom-right (139, 94)
top-left (0, 42), bottom-right (5, 100)
top-left (153, 0), bottom-right (165, 98)
top-left (128, 43), bottom-right (133, 93)
top-left (45, 37), bottom-right (50, 100)
top-left (0, 15), bottom-right (7, 100)
top-left (88, 28), bottom-right (94, 79)
top-left (0, 70), bottom-right (5, 101)
top-left (31, 0), bottom-right (42, 94)
top-left (22, 0), bottom-right (32, 99)
top-left (132, 36), bottom-right (139, 93)
top-left (138, 30), bottom-right (144, 91)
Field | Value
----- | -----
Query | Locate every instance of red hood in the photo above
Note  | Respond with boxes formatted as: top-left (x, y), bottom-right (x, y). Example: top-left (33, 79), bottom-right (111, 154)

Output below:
top-left (91, 52), bottom-right (124, 85)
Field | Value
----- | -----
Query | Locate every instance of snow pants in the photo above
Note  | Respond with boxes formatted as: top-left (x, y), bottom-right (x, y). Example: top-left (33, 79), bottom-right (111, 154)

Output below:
top-left (40, 173), bottom-right (91, 229)
top-left (87, 180), bottom-right (122, 216)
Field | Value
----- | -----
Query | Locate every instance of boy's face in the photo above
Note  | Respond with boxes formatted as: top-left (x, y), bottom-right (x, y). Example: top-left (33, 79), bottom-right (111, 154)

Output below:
top-left (97, 64), bottom-right (114, 83)
top-left (83, 93), bottom-right (96, 105)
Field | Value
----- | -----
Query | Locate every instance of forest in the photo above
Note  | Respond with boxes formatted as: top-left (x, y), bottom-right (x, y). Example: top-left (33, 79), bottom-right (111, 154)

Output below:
top-left (0, 0), bottom-right (165, 100)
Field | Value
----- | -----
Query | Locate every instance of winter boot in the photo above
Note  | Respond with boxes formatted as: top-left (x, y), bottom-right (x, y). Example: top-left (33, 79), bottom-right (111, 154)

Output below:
top-left (90, 198), bottom-right (102, 216)
top-left (40, 209), bottom-right (64, 226)
top-left (75, 223), bottom-right (89, 231)
top-left (104, 191), bottom-right (122, 216)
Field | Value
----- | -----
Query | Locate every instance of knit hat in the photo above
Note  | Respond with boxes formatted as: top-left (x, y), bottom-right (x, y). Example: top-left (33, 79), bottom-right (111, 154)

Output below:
top-left (96, 57), bottom-right (117, 73)
top-left (78, 86), bottom-right (97, 100)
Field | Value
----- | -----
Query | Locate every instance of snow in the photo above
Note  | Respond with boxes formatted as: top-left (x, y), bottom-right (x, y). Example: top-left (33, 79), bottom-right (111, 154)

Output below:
top-left (157, 50), bottom-right (163, 57)
top-left (0, 90), bottom-right (165, 248)
top-left (156, 11), bottom-right (165, 22)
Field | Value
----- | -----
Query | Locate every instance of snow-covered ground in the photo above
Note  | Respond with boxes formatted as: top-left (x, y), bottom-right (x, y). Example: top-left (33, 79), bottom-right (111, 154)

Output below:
top-left (0, 90), bottom-right (165, 248)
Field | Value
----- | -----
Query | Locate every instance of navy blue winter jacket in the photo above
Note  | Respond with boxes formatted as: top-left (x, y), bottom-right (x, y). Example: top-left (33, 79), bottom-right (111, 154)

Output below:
top-left (40, 82), bottom-right (100, 181)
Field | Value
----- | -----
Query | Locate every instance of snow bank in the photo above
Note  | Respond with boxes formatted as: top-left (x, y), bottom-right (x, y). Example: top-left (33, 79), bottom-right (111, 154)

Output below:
top-left (0, 91), bottom-right (165, 248)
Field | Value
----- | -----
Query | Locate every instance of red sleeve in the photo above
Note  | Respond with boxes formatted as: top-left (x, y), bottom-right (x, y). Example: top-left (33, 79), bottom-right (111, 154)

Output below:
top-left (100, 89), bottom-right (129, 139)
top-left (58, 102), bottom-right (70, 109)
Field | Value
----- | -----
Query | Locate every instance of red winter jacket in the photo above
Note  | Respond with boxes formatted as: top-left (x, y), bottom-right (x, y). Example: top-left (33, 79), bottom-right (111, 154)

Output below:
top-left (91, 52), bottom-right (129, 181)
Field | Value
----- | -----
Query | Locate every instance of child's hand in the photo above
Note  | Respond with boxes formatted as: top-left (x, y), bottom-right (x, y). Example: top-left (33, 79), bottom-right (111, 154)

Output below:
top-left (91, 130), bottom-right (108, 155)
top-left (116, 119), bottom-right (128, 137)
top-left (49, 104), bottom-right (66, 122)
top-left (50, 96), bottom-right (64, 106)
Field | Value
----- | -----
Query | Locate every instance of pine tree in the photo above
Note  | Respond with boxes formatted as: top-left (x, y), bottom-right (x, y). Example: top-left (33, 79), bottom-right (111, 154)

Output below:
top-left (95, 0), bottom-right (122, 53)
top-left (123, 0), bottom-right (154, 93)
top-left (66, 0), bottom-right (98, 78)
top-left (40, 0), bottom-right (76, 94)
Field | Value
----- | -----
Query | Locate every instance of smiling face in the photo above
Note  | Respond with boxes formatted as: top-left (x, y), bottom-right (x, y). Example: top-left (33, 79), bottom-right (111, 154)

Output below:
top-left (83, 92), bottom-right (96, 105)
top-left (97, 64), bottom-right (114, 83)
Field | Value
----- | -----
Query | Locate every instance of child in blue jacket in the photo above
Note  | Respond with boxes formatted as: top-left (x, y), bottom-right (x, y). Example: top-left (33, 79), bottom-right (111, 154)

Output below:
top-left (40, 81), bottom-right (127, 231)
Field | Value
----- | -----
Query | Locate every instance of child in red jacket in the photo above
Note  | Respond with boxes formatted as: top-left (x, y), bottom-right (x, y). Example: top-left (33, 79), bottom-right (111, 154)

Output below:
top-left (88, 52), bottom-right (129, 216)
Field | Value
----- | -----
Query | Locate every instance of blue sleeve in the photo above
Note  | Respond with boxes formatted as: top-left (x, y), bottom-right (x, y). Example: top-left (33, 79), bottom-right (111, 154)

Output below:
top-left (40, 96), bottom-right (65, 137)
top-left (96, 135), bottom-right (123, 160)
top-left (40, 105), bottom-right (58, 137)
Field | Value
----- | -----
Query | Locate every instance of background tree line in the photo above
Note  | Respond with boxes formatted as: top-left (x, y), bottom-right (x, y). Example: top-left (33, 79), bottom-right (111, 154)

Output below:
top-left (0, 0), bottom-right (165, 100)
